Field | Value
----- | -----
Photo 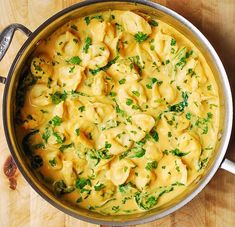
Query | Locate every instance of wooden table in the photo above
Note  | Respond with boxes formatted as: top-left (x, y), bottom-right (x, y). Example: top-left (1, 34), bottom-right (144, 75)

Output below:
top-left (0, 0), bottom-right (234, 226)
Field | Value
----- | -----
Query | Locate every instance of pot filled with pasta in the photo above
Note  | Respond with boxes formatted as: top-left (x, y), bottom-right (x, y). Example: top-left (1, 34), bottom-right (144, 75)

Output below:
top-left (0, 0), bottom-right (234, 225)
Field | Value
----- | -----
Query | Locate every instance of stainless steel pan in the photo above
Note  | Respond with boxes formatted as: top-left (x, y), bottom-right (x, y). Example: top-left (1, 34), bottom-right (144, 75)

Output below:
top-left (0, 0), bottom-right (234, 226)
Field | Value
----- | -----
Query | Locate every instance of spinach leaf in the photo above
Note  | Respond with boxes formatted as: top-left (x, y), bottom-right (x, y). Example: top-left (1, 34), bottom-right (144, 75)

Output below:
top-left (54, 180), bottom-right (75, 197)
top-left (169, 92), bottom-right (188, 112)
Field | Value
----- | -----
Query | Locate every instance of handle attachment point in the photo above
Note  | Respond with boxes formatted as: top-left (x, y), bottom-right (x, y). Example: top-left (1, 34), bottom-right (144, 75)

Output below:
top-left (221, 158), bottom-right (235, 174)
top-left (0, 76), bottom-right (6, 84)
top-left (0, 23), bottom-right (32, 61)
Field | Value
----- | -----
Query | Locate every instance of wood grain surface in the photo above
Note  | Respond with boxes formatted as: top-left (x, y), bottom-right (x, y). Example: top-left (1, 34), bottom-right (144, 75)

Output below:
top-left (0, 1), bottom-right (234, 227)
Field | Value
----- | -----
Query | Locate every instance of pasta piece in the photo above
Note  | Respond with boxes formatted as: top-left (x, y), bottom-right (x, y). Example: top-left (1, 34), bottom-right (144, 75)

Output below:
top-left (77, 130), bottom-right (94, 149)
top-left (150, 83), bottom-right (162, 108)
top-left (29, 84), bottom-right (52, 107)
top-left (194, 61), bottom-right (208, 84)
top-left (46, 151), bottom-right (63, 170)
top-left (118, 82), bottom-right (147, 113)
top-left (136, 45), bottom-right (161, 75)
top-left (121, 11), bottom-right (151, 35)
top-left (53, 101), bottom-right (65, 119)
top-left (97, 126), bottom-right (133, 155)
top-left (116, 32), bottom-right (137, 57)
top-left (109, 61), bottom-right (140, 81)
top-left (178, 133), bottom-right (202, 169)
top-left (188, 91), bottom-right (205, 117)
top-left (104, 22), bottom-right (116, 46)
top-left (132, 114), bottom-right (155, 132)
top-left (153, 30), bottom-right (179, 59)
top-left (134, 167), bottom-right (155, 190)
top-left (91, 71), bottom-right (110, 96)
top-left (89, 21), bottom-right (107, 43)
top-left (88, 42), bottom-right (110, 69)
top-left (85, 102), bottom-right (114, 124)
top-left (57, 65), bottom-right (84, 91)
top-left (30, 55), bottom-right (53, 84)
top-left (126, 114), bottom-right (155, 141)
top-left (61, 160), bottom-right (76, 186)
top-left (55, 31), bottom-right (80, 57)
top-left (21, 110), bottom-right (44, 130)
top-left (176, 58), bottom-right (197, 84)
top-left (89, 180), bottom-right (116, 206)
top-left (144, 141), bottom-right (163, 161)
top-left (158, 82), bottom-right (177, 104)
top-left (65, 99), bottom-right (83, 120)
top-left (106, 157), bottom-right (135, 185)
top-left (156, 154), bottom-right (187, 186)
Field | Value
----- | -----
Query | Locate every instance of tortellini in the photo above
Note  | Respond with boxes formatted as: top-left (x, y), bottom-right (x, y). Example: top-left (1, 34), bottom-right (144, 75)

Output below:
top-left (156, 154), bottom-right (188, 186)
top-left (91, 71), bottom-right (110, 96)
top-left (87, 42), bottom-right (110, 69)
top-left (55, 31), bottom-right (80, 57)
top-left (85, 102), bottom-right (114, 124)
top-left (61, 160), bottom-right (76, 186)
top-left (121, 11), bottom-right (152, 35)
top-left (29, 84), bottom-right (52, 107)
top-left (97, 126), bottom-right (133, 155)
top-left (106, 157), bottom-right (135, 185)
top-left (118, 82), bottom-right (147, 113)
top-left (178, 133), bottom-right (202, 169)
top-left (57, 65), bottom-right (84, 91)
top-left (31, 55), bottom-right (53, 83)
top-left (126, 114), bottom-right (155, 141)
top-left (18, 10), bottom-right (220, 215)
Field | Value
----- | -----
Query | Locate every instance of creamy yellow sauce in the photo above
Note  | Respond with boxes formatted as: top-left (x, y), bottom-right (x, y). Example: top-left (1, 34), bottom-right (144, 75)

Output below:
top-left (16, 10), bottom-right (220, 215)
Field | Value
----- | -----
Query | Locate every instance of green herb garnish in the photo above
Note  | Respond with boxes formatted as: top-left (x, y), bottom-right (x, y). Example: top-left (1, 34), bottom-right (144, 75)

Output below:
top-left (134, 32), bottom-right (149, 43)
top-left (83, 37), bottom-right (92, 53)
top-left (49, 115), bottom-right (62, 126)
top-left (145, 161), bottom-right (158, 171)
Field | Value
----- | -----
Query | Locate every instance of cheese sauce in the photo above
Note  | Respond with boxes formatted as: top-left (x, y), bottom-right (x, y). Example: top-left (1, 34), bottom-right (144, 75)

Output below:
top-left (16, 10), bottom-right (220, 215)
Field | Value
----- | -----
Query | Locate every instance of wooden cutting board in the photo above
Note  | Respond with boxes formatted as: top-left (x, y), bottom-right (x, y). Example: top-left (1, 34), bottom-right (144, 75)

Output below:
top-left (0, 0), bottom-right (234, 226)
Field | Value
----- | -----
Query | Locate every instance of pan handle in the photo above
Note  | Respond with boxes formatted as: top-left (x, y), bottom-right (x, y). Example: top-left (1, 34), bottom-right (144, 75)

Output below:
top-left (0, 23), bottom-right (32, 84)
top-left (221, 159), bottom-right (235, 174)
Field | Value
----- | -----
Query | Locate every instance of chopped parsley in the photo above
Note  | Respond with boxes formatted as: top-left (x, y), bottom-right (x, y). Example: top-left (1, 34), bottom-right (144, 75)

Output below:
top-left (78, 106), bottom-right (85, 112)
top-left (83, 37), bottom-right (92, 53)
top-left (89, 55), bottom-right (119, 75)
top-left (170, 38), bottom-right (176, 46)
top-left (75, 178), bottom-right (91, 190)
top-left (50, 91), bottom-right (67, 104)
top-left (52, 131), bottom-right (63, 144)
top-left (59, 143), bottom-right (73, 152)
top-left (186, 112), bottom-right (192, 120)
top-left (42, 127), bottom-right (50, 143)
top-left (169, 92), bottom-right (188, 112)
top-left (132, 90), bottom-right (140, 97)
top-left (49, 158), bottom-right (56, 167)
top-left (150, 129), bottom-right (159, 142)
top-left (134, 32), bottom-right (149, 43)
top-left (126, 98), bottom-right (133, 106)
top-left (171, 148), bottom-right (189, 157)
top-left (119, 78), bottom-right (126, 84)
top-left (146, 77), bottom-right (163, 89)
top-left (49, 115), bottom-right (62, 126)
top-left (67, 56), bottom-right (82, 65)
top-left (75, 128), bottom-right (80, 136)
top-left (149, 19), bottom-right (158, 27)
top-left (94, 183), bottom-right (105, 191)
top-left (145, 161), bottom-right (158, 171)
top-left (105, 141), bottom-right (112, 149)
top-left (69, 66), bottom-right (75, 73)
top-left (54, 180), bottom-right (74, 196)
top-left (70, 24), bottom-right (78, 31)
top-left (84, 15), bottom-right (104, 25)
